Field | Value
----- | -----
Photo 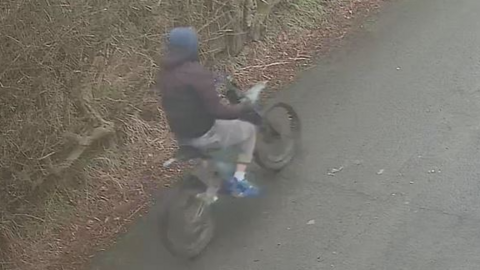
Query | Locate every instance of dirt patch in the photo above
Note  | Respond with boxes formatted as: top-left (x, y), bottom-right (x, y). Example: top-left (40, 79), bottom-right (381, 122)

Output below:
top-left (1, 1), bottom-right (384, 269)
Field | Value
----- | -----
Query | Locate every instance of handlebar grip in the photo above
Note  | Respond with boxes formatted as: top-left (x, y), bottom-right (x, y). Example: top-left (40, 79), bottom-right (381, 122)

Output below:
top-left (225, 80), bottom-right (244, 104)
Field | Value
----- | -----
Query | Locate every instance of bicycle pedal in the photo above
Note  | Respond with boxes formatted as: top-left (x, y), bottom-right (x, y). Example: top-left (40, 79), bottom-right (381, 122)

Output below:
top-left (196, 192), bottom-right (218, 205)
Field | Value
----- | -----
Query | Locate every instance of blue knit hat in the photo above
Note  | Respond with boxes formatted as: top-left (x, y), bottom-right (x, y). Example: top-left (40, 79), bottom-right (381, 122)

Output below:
top-left (167, 27), bottom-right (199, 61)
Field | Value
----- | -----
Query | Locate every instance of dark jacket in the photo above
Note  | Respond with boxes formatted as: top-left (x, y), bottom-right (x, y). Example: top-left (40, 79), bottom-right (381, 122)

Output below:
top-left (156, 53), bottom-right (244, 139)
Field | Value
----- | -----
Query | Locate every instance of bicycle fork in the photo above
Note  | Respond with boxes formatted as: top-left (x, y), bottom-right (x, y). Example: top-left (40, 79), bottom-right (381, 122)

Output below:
top-left (193, 160), bottom-right (221, 205)
top-left (192, 159), bottom-right (235, 206)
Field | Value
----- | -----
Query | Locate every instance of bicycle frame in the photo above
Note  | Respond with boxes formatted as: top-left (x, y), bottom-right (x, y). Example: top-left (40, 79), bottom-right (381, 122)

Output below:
top-left (191, 81), bottom-right (268, 204)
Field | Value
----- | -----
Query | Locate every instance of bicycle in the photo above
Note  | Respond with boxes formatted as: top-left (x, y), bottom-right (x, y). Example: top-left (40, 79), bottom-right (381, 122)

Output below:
top-left (159, 75), bottom-right (301, 259)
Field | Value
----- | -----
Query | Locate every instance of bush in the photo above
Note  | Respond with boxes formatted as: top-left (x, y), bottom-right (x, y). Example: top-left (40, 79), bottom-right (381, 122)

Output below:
top-left (0, 0), bottom-right (283, 264)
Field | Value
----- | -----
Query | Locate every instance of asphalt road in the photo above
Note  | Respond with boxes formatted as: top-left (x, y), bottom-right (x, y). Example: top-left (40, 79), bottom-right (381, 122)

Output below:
top-left (91, 0), bottom-right (480, 269)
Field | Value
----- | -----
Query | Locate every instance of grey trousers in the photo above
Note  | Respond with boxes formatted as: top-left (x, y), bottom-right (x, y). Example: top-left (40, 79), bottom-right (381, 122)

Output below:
top-left (188, 120), bottom-right (256, 164)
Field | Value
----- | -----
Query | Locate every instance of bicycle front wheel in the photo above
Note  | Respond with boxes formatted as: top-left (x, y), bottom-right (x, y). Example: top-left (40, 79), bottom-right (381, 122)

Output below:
top-left (254, 102), bottom-right (301, 171)
top-left (159, 175), bottom-right (215, 260)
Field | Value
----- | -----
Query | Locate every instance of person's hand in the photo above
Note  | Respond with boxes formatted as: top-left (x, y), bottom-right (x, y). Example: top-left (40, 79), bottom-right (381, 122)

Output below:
top-left (239, 99), bottom-right (255, 114)
top-left (239, 100), bottom-right (261, 125)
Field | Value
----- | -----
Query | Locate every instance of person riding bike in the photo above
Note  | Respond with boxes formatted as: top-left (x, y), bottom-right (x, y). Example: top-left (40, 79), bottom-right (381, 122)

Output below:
top-left (154, 27), bottom-right (259, 197)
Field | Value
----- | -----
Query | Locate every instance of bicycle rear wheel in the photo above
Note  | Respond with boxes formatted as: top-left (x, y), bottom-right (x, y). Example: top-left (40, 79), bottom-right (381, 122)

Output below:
top-left (254, 102), bottom-right (301, 171)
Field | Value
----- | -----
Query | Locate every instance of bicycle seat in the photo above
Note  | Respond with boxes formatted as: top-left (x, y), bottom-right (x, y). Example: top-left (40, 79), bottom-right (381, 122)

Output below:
top-left (174, 145), bottom-right (208, 161)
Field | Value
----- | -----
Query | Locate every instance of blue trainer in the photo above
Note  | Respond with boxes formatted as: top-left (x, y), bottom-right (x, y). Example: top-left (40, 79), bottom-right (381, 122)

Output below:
top-left (226, 177), bottom-right (260, 198)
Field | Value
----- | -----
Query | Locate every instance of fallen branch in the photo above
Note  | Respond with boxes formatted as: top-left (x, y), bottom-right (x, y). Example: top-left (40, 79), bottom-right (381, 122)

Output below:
top-left (48, 122), bottom-right (115, 178)
top-left (238, 61), bottom-right (289, 70)
top-left (238, 57), bottom-right (308, 71)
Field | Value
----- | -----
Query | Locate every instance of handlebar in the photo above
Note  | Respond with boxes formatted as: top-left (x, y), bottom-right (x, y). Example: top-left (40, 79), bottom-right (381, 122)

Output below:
top-left (214, 72), bottom-right (267, 105)
top-left (244, 81), bottom-right (267, 104)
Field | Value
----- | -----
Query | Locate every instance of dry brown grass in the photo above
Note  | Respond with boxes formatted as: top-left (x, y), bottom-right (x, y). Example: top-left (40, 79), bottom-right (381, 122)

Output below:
top-left (0, 0), bottom-right (285, 268)
top-left (0, 1), bottom-right (164, 262)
